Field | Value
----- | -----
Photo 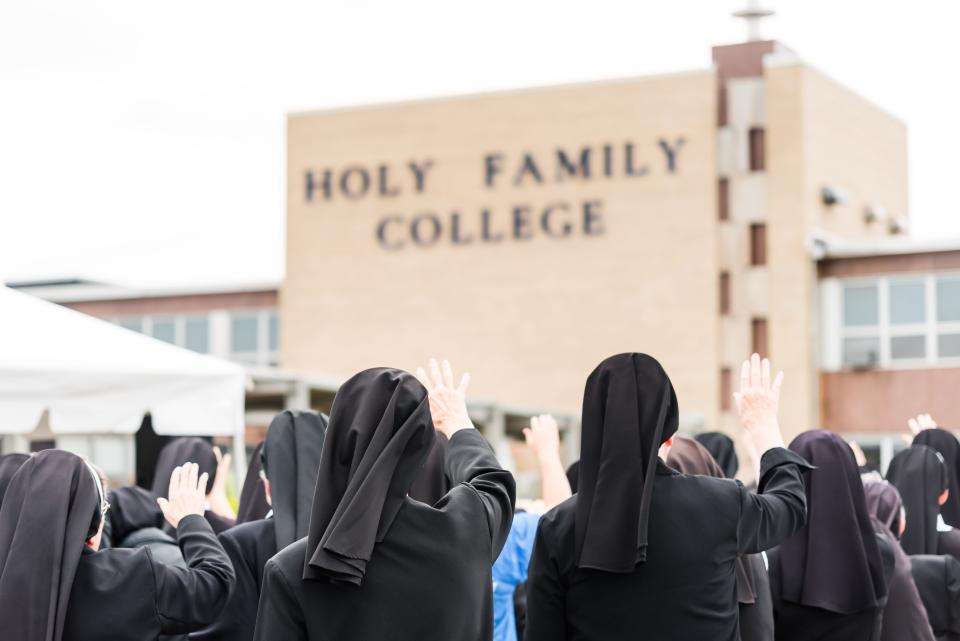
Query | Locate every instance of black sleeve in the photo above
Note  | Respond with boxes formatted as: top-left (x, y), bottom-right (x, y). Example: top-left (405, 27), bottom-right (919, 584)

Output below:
top-left (188, 531), bottom-right (257, 641)
top-left (737, 448), bottom-right (812, 555)
top-left (525, 519), bottom-right (568, 641)
top-left (444, 429), bottom-right (516, 559)
top-left (253, 559), bottom-right (308, 641)
top-left (150, 514), bottom-right (236, 634)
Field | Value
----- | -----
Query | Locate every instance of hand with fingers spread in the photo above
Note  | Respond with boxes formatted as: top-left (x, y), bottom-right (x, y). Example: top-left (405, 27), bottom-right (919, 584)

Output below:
top-left (734, 353), bottom-right (786, 455)
top-left (523, 415), bottom-right (562, 462)
top-left (157, 462), bottom-right (210, 529)
top-left (908, 413), bottom-right (938, 436)
top-left (415, 358), bottom-right (474, 438)
top-left (207, 446), bottom-right (236, 520)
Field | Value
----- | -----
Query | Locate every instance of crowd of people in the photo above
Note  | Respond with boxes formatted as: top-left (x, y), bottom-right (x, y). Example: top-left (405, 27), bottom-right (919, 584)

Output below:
top-left (1, 352), bottom-right (959, 640)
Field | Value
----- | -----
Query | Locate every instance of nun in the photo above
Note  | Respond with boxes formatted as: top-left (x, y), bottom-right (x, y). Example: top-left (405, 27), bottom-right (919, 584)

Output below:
top-left (252, 362), bottom-right (514, 641)
top-left (863, 480), bottom-right (936, 641)
top-left (886, 445), bottom-right (960, 559)
top-left (525, 353), bottom-right (810, 641)
top-left (913, 429), bottom-right (960, 527)
top-left (152, 437), bottom-right (236, 534)
top-left (767, 430), bottom-right (889, 641)
top-left (0, 452), bottom-right (28, 509)
top-left (695, 431), bottom-right (740, 478)
top-left (191, 410), bottom-right (328, 641)
top-left (235, 441), bottom-right (271, 524)
top-left (910, 554), bottom-right (960, 641)
top-left (0, 450), bottom-right (235, 641)
top-left (667, 436), bottom-right (774, 641)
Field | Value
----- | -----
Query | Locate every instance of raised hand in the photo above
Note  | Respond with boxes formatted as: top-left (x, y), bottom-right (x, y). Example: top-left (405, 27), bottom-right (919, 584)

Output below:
top-left (908, 413), bottom-right (938, 436)
top-left (207, 446), bottom-right (236, 520)
top-left (415, 358), bottom-right (473, 438)
top-left (157, 463), bottom-right (209, 529)
top-left (523, 414), bottom-right (562, 462)
top-left (734, 353), bottom-right (786, 455)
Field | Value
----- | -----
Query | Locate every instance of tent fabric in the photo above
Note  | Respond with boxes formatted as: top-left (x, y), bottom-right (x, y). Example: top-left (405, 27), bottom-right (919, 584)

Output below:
top-left (0, 286), bottom-right (246, 437)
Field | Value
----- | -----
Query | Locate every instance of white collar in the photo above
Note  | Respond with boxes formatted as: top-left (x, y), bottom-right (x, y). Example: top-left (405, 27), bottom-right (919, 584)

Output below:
top-left (938, 513), bottom-right (953, 532)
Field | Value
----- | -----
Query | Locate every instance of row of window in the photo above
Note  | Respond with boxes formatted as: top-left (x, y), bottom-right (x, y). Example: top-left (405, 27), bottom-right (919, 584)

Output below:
top-left (112, 310), bottom-right (279, 366)
top-left (840, 275), bottom-right (960, 368)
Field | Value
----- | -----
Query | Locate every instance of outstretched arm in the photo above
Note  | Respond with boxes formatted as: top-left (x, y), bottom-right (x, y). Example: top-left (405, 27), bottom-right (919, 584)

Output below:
top-left (152, 464), bottom-right (236, 634)
top-left (734, 354), bottom-right (812, 554)
top-left (524, 414), bottom-right (572, 511)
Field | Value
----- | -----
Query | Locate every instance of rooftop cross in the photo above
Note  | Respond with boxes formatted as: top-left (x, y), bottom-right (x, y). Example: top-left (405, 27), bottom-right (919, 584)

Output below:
top-left (732, 0), bottom-right (775, 42)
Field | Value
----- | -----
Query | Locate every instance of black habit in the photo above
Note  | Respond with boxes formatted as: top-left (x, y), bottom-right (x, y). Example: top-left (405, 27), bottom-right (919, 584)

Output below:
top-left (768, 430), bottom-right (888, 641)
top-left (191, 410), bottom-right (328, 641)
top-left (525, 354), bottom-right (810, 641)
top-left (863, 480), bottom-right (936, 641)
top-left (886, 445), bottom-right (960, 561)
top-left (235, 441), bottom-right (270, 524)
top-left (0, 449), bottom-right (235, 641)
top-left (667, 436), bottom-right (775, 641)
top-left (153, 437), bottom-right (235, 534)
top-left (913, 429), bottom-right (960, 527)
top-left (695, 431), bottom-right (740, 478)
top-left (911, 554), bottom-right (960, 641)
top-left (252, 367), bottom-right (515, 641)
top-left (0, 452), bottom-right (28, 510)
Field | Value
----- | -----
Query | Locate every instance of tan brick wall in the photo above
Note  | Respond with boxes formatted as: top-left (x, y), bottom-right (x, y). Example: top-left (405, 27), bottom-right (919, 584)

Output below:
top-left (283, 72), bottom-right (720, 421)
top-left (765, 63), bottom-right (909, 440)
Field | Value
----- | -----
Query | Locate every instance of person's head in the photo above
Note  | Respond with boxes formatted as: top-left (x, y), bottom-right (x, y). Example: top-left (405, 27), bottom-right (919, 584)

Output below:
top-left (150, 437), bottom-right (217, 498)
top-left (260, 410), bottom-right (329, 547)
top-left (693, 432), bottom-right (739, 478)
top-left (863, 480), bottom-right (905, 540)
top-left (303, 367), bottom-right (436, 585)
top-left (779, 429), bottom-right (887, 613)
top-left (84, 461), bottom-right (109, 550)
top-left (0, 449), bottom-right (108, 641)
top-left (886, 444), bottom-right (950, 555)
top-left (912, 428), bottom-right (960, 525)
top-left (666, 436), bottom-right (726, 478)
top-left (574, 353), bottom-right (678, 572)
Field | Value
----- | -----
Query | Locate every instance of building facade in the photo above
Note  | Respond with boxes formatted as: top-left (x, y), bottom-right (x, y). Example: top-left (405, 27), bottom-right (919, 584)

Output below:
top-left (12, 39), bottom-right (940, 483)
top-left (282, 39), bottom-right (909, 461)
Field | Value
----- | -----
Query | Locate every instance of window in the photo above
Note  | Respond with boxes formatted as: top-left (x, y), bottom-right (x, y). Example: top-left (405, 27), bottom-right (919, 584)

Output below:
top-left (151, 317), bottom-right (176, 344)
top-left (118, 317), bottom-right (143, 333)
top-left (229, 310), bottom-right (280, 366)
top-left (751, 317), bottom-right (768, 357)
top-left (184, 317), bottom-right (209, 353)
top-left (843, 284), bottom-right (879, 327)
top-left (719, 271), bottom-right (731, 315)
top-left (889, 279), bottom-right (925, 325)
top-left (231, 314), bottom-right (259, 354)
top-left (718, 178), bottom-right (730, 221)
top-left (720, 367), bottom-right (732, 411)
top-left (840, 282), bottom-right (881, 368)
top-left (749, 223), bottom-right (767, 266)
top-left (937, 277), bottom-right (960, 322)
top-left (268, 312), bottom-right (279, 352)
top-left (836, 274), bottom-right (960, 368)
top-left (748, 127), bottom-right (765, 171)
top-left (843, 337), bottom-right (880, 368)
top-left (939, 334), bottom-right (960, 358)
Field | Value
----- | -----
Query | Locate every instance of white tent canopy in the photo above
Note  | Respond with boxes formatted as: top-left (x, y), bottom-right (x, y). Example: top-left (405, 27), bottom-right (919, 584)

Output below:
top-left (0, 286), bottom-right (247, 465)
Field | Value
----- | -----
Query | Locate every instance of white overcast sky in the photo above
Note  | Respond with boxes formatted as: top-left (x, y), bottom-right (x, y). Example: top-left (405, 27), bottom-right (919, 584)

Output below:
top-left (1, 0), bottom-right (958, 287)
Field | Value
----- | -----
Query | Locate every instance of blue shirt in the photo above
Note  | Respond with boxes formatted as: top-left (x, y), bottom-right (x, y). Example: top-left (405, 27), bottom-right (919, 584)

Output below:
top-left (492, 511), bottom-right (541, 641)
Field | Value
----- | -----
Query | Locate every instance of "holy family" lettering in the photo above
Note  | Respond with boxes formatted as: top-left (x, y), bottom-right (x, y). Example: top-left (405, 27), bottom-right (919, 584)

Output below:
top-left (302, 138), bottom-right (685, 250)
